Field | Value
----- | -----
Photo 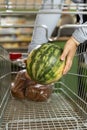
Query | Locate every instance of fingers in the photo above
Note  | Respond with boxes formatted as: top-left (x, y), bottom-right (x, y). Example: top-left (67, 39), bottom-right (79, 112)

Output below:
top-left (61, 44), bottom-right (70, 61)
top-left (61, 47), bottom-right (72, 75)
top-left (60, 37), bottom-right (78, 75)
top-left (62, 51), bottom-right (73, 75)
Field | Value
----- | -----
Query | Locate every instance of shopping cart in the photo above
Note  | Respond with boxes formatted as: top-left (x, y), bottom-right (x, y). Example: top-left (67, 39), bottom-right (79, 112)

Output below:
top-left (0, 1), bottom-right (87, 130)
top-left (0, 24), bottom-right (87, 130)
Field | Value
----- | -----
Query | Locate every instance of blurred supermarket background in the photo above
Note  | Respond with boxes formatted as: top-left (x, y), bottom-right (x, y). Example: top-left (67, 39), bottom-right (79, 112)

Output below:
top-left (0, 0), bottom-right (77, 52)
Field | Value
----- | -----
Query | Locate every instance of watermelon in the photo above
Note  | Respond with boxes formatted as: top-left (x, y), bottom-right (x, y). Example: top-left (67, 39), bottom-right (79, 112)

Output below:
top-left (27, 43), bottom-right (65, 85)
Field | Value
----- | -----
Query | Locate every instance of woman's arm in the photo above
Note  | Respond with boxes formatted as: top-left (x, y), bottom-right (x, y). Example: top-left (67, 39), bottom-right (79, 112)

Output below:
top-left (28, 0), bottom-right (64, 52)
top-left (61, 22), bottom-right (87, 74)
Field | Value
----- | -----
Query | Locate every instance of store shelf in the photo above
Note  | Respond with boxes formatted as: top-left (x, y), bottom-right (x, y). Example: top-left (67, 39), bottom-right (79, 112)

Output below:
top-left (6, 47), bottom-right (28, 53)
top-left (0, 39), bottom-right (31, 43)
top-left (0, 14), bottom-right (35, 50)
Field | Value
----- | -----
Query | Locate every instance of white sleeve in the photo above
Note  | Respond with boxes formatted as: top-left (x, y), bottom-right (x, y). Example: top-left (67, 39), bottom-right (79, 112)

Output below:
top-left (28, 0), bottom-right (64, 52)
top-left (72, 22), bottom-right (87, 43)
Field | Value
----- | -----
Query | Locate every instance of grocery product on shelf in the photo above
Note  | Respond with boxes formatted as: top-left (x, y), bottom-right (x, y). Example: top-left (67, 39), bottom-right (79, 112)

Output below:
top-left (0, 15), bottom-right (36, 50)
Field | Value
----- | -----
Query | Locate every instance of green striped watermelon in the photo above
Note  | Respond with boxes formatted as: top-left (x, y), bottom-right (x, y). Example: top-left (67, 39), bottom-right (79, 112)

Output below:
top-left (27, 43), bottom-right (65, 85)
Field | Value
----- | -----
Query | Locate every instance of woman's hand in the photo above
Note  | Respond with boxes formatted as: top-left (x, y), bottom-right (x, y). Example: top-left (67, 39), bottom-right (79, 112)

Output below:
top-left (60, 36), bottom-right (80, 75)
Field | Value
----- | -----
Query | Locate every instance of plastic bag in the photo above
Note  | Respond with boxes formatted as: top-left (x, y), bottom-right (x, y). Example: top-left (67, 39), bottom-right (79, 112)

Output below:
top-left (25, 84), bottom-right (53, 101)
top-left (11, 69), bottom-right (31, 99)
top-left (11, 69), bottom-right (53, 101)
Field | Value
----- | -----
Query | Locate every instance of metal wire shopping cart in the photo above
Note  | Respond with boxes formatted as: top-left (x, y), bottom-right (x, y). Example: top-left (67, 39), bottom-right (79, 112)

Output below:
top-left (0, 0), bottom-right (87, 130)
top-left (0, 41), bottom-right (87, 130)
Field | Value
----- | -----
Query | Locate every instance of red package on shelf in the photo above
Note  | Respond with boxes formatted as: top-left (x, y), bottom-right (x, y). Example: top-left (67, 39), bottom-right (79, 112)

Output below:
top-left (9, 52), bottom-right (22, 60)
